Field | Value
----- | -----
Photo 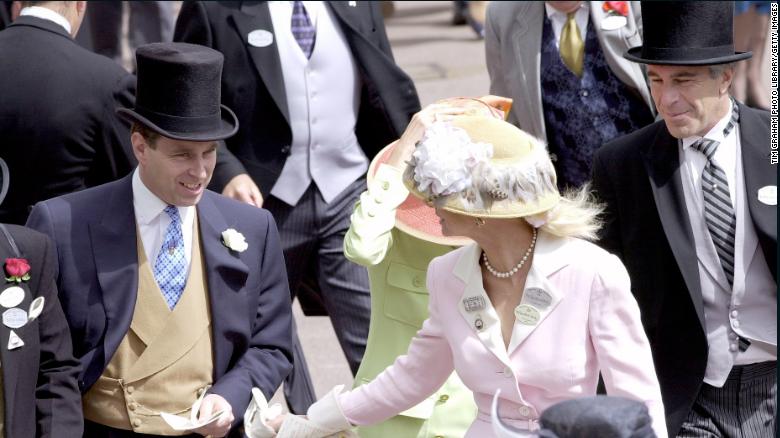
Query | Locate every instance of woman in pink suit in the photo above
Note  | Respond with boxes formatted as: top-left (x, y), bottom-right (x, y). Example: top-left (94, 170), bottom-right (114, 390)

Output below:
top-left (266, 105), bottom-right (667, 438)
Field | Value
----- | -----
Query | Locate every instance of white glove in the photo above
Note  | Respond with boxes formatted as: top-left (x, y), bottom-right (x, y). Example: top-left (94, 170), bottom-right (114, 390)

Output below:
top-left (276, 385), bottom-right (357, 438)
top-left (244, 387), bottom-right (283, 438)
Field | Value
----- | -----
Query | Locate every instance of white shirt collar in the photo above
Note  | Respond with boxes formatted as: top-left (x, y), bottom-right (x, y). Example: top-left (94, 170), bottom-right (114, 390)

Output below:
top-left (681, 103), bottom-right (735, 151)
top-left (19, 6), bottom-right (72, 34)
top-left (544, 1), bottom-right (589, 20)
top-left (131, 168), bottom-right (193, 225)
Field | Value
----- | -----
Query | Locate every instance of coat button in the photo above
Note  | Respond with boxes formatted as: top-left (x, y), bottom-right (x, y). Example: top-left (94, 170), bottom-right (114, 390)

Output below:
top-left (518, 405), bottom-right (531, 417)
top-left (126, 386), bottom-right (135, 394)
top-left (412, 276), bottom-right (423, 287)
top-left (730, 343), bottom-right (738, 352)
top-left (381, 181), bottom-right (390, 190)
top-left (132, 419), bottom-right (142, 427)
top-left (281, 145), bottom-right (291, 155)
top-left (503, 366), bottom-right (513, 378)
top-left (128, 403), bottom-right (137, 411)
top-left (438, 394), bottom-right (449, 403)
top-left (733, 320), bottom-right (740, 328)
top-left (731, 310), bottom-right (739, 318)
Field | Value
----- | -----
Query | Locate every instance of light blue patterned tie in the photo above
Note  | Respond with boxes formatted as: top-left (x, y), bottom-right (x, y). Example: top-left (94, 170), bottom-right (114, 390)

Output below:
top-left (154, 205), bottom-right (186, 309)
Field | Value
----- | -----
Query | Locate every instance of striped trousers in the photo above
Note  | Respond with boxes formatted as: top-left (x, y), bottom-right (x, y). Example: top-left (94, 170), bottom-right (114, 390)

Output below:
top-left (678, 361), bottom-right (776, 438)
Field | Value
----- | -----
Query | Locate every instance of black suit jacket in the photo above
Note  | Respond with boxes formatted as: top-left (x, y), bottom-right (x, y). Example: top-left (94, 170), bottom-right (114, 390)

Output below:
top-left (591, 102), bottom-right (776, 436)
top-left (0, 16), bottom-right (136, 225)
top-left (0, 224), bottom-right (82, 437)
top-left (174, 0), bottom-right (421, 194)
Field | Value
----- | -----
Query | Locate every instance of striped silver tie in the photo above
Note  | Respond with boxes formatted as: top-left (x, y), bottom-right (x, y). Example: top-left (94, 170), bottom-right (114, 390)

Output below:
top-left (691, 104), bottom-right (740, 286)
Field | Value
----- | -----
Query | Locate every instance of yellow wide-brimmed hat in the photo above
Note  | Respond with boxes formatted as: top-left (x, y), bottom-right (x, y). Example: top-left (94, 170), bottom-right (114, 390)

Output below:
top-left (403, 116), bottom-right (560, 218)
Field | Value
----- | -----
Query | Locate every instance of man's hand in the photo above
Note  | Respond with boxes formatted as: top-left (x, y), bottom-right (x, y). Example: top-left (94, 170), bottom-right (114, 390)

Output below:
top-left (193, 394), bottom-right (234, 438)
top-left (223, 174), bottom-right (264, 208)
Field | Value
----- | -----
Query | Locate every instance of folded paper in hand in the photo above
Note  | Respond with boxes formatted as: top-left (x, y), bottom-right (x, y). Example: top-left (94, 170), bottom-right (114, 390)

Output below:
top-left (244, 387), bottom-right (283, 438)
top-left (160, 387), bottom-right (227, 431)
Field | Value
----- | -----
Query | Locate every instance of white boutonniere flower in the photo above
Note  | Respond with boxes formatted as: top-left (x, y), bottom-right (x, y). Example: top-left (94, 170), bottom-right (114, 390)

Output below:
top-left (221, 228), bottom-right (249, 252)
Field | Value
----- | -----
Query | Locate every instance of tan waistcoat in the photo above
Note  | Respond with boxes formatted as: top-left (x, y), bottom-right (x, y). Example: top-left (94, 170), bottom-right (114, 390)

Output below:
top-left (83, 217), bottom-right (214, 435)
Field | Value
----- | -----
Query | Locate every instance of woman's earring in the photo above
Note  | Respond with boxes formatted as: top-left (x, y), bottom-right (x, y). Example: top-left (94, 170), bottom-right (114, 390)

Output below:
top-left (474, 217), bottom-right (486, 227)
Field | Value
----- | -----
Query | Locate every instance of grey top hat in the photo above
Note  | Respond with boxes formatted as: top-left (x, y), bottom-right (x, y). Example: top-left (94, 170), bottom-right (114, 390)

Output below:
top-left (624, 1), bottom-right (751, 65)
top-left (538, 396), bottom-right (655, 438)
top-left (117, 42), bottom-right (239, 141)
top-left (491, 391), bottom-right (655, 438)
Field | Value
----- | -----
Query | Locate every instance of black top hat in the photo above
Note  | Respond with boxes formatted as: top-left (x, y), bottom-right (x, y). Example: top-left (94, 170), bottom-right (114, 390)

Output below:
top-left (117, 42), bottom-right (238, 141)
top-left (538, 396), bottom-right (655, 438)
top-left (624, 1), bottom-right (752, 65)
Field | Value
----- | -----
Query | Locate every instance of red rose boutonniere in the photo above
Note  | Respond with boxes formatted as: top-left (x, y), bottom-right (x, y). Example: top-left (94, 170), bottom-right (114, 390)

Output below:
top-left (5, 258), bottom-right (31, 283)
top-left (602, 1), bottom-right (629, 17)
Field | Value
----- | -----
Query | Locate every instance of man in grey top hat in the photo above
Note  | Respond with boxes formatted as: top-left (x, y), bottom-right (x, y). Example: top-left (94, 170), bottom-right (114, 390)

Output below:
top-left (592, 2), bottom-right (776, 436)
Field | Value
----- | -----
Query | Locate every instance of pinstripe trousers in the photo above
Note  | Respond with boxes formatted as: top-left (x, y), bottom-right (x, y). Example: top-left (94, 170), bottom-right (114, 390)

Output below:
top-left (264, 178), bottom-right (371, 414)
top-left (678, 361), bottom-right (776, 438)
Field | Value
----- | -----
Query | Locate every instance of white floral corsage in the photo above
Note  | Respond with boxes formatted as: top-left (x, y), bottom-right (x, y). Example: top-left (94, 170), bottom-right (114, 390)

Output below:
top-left (409, 123), bottom-right (493, 199)
top-left (221, 228), bottom-right (248, 252)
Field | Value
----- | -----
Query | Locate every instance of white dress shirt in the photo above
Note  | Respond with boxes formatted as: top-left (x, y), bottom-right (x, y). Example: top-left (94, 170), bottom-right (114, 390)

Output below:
top-left (19, 6), bottom-right (72, 34)
top-left (132, 169), bottom-right (195, 276)
top-left (544, 2), bottom-right (589, 50)
top-left (679, 104), bottom-right (777, 386)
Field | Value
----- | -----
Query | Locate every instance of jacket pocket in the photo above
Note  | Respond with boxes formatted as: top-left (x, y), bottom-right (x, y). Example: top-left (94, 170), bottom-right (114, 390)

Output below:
top-left (384, 262), bottom-right (429, 328)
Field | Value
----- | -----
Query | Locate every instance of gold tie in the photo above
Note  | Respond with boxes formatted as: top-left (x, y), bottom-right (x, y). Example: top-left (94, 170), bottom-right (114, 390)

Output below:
top-left (560, 11), bottom-right (584, 77)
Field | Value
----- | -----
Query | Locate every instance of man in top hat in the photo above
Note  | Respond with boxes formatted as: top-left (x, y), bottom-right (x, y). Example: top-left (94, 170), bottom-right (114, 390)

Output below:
top-left (0, 158), bottom-right (83, 437)
top-left (592, 2), bottom-right (776, 436)
top-left (0, 1), bottom-right (136, 225)
top-left (26, 42), bottom-right (293, 438)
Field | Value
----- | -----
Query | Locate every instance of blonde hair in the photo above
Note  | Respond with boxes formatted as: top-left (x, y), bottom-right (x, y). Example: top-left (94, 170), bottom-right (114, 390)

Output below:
top-left (537, 183), bottom-right (603, 241)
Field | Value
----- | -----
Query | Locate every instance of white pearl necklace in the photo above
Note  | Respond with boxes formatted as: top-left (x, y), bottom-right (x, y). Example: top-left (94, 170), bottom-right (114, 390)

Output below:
top-left (482, 228), bottom-right (538, 278)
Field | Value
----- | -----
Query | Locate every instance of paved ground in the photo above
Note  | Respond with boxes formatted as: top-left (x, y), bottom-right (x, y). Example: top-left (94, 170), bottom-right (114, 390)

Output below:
top-left (269, 0), bottom-right (490, 409)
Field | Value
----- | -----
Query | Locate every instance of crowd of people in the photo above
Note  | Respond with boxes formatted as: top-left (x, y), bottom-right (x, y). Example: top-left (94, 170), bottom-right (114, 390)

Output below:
top-left (0, 1), bottom-right (775, 438)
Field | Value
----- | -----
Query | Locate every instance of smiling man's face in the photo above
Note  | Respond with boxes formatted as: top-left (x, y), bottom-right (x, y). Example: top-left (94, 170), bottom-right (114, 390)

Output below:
top-left (133, 132), bottom-right (217, 206)
top-left (647, 64), bottom-right (733, 139)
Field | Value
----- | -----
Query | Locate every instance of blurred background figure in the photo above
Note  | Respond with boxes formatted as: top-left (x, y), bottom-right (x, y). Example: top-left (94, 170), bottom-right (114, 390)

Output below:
top-left (486, 1), bottom-right (655, 190)
top-left (0, 0), bottom-right (136, 225)
top-left (88, 1), bottom-right (176, 71)
top-left (731, 1), bottom-right (771, 110)
top-left (453, 0), bottom-right (488, 38)
top-left (0, 1), bottom-right (11, 30)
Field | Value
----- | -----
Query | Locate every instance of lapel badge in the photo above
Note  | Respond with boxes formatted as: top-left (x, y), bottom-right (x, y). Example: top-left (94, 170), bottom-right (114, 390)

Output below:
top-left (463, 296), bottom-right (486, 312)
top-left (601, 15), bottom-right (627, 31)
top-left (247, 29), bottom-right (274, 48)
top-left (474, 315), bottom-right (485, 331)
top-left (514, 304), bottom-right (540, 326)
top-left (28, 297), bottom-right (45, 321)
top-left (757, 185), bottom-right (777, 206)
top-left (7, 330), bottom-right (23, 350)
top-left (523, 287), bottom-right (552, 310)
top-left (0, 286), bottom-right (25, 308)
top-left (3, 307), bottom-right (28, 329)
